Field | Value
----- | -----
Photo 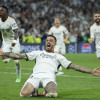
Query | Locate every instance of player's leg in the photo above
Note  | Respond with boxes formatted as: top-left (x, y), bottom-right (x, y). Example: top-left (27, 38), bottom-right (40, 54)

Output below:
top-left (2, 44), bottom-right (11, 63)
top-left (20, 82), bottom-right (35, 97)
top-left (44, 82), bottom-right (57, 97)
top-left (98, 57), bottom-right (100, 61)
top-left (54, 44), bottom-right (60, 54)
top-left (60, 44), bottom-right (66, 56)
top-left (58, 44), bottom-right (66, 71)
top-left (54, 45), bottom-right (63, 71)
top-left (12, 43), bottom-right (21, 82)
top-left (96, 49), bottom-right (100, 61)
top-left (43, 78), bottom-right (57, 98)
top-left (20, 74), bottom-right (39, 97)
top-left (14, 60), bottom-right (21, 82)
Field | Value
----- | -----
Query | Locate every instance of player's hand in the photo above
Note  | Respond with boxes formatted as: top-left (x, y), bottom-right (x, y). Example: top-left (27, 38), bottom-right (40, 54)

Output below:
top-left (89, 38), bottom-right (94, 43)
top-left (0, 49), bottom-right (4, 56)
top-left (11, 43), bottom-right (16, 47)
top-left (92, 67), bottom-right (100, 76)
top-left (64, 40), bottom-right (67, 43)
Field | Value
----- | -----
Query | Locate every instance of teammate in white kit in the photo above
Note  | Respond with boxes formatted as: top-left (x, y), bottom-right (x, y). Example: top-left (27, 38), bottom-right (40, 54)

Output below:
top-left (48, 17), bottom-right (69, 55)
top-left (48, 17), bottom-right (69, 71)
top-left (0, 5), bottom-right (21, 82)
top-left (90, 12), bottom-right (100, 60)
top-left (0, 35), bottom-right (100, 98)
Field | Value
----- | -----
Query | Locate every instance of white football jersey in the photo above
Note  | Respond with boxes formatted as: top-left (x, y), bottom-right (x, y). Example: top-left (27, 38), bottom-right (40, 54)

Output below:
top-left (48, 25), bottom-right (69, 45)
top-left (0, 16), bottom-right (18, 44)
top-left (90, 23), bottom-right (100, 49)
top-left (26, 50), bottom-right (71, 78)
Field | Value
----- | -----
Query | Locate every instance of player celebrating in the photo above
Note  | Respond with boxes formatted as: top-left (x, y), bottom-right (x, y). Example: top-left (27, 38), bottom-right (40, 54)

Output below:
top-left (0, 5), bottom-right (21, 82)
top-left (48, 17), bottom-right (69, 55)
top-left (90, 12), bottom-right (100, 60)
top-left (48, 17), bottom-right (69, 71)
top-left (0, 35), bottom-right (100, 98)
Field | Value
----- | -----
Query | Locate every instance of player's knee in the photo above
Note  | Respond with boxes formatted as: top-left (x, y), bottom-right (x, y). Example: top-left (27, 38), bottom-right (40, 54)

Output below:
top-left (3, 59), bottom-right (10, 63)
top-left (98, 57), bottom-right (100, 61)
top-left (20, 92), bottom-right (24, 97)
top-left (47, 93), bottom-right (58, 98)
top-left (20, 90), bottom-right (30, 97)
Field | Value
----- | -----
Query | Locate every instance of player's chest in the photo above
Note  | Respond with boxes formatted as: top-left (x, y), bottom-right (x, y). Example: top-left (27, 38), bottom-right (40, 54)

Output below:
top-left (94, 26), bottom-right (100, 34)
top-left (53, 28), bottom-right (63, 34)
top-left (0, 21), bottom-right (11, 30)
top-left (37, 53), bottom-right (58, 62)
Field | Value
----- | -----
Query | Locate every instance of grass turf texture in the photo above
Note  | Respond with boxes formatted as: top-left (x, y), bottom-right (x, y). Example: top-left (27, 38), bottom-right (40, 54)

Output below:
top-left (0, 53), bottom-right (100, 100)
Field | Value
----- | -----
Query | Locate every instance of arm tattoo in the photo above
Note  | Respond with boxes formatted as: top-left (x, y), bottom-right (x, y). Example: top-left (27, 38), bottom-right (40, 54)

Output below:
top-left (4, 52), bottom-right (27, 60)
top-left (68, 63), bottom-right (92, 74)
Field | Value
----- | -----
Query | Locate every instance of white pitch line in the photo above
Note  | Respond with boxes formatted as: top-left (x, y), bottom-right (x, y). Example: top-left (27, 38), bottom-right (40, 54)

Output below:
top-left (0, 67), bottom-right (32, 70)
top-left (0, 72), bottom-right (30, 75)
top-left (0, 71), bottom-right (100, 79)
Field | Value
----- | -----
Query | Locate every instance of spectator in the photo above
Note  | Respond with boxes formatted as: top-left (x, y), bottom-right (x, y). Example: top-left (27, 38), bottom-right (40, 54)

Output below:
top-left (2, 0), bottom-right (100, 43)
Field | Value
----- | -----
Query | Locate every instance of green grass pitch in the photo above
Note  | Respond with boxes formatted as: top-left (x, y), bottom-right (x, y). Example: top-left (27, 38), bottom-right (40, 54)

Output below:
top-left (0, 53), bottom-right (100, 100)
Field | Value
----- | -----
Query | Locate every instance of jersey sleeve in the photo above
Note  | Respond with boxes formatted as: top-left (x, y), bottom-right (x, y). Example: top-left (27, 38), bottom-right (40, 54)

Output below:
top-left (90, 26), bottom-right (95, 39)
top-left (26, 51), bottom-right (40, 60)
top-left (48, 28), bottom-right (53, 35)
top-left (57, 54), bottom-right (71, 68)
top-left (10, 19), bottom-right (18, 30)
top-left (63, 26), bottom-right (69, 35)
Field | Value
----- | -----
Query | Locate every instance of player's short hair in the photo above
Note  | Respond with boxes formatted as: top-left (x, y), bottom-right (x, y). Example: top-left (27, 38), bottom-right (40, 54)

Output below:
top-left (54, 17), bottom-right (60, 21)
top-left (93, 11), bottom-right (100, 15)
top-left (47, 35), bottom-right (57, 42)
top-left (0, 5), bottom-right (8, 13)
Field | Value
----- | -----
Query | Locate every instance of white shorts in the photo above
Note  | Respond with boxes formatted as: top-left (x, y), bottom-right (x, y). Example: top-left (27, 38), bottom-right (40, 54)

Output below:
top-left (54, 44), bottom-right (66, 55)
top-left (22, 74), bottom-right (57, 93)
top-left (96, 49), bottom-right (100, 58)
top-left (2, 42), bottom-right (20, 53)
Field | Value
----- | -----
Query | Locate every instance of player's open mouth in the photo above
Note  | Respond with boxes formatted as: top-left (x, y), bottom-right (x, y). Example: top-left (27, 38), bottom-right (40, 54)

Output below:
top-left (47, 44), bottom-right (51, 48)
top-left (96, 19), bottom-right (100, 21)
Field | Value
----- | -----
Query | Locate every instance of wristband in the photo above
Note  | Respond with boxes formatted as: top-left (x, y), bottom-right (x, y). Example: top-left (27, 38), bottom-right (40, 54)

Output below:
top-left (13, 40), bottom-right (17, 43)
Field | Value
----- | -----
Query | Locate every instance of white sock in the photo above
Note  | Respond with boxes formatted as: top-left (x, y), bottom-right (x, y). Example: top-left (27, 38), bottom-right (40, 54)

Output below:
top-left (14, 60), bottom-right (21, 78)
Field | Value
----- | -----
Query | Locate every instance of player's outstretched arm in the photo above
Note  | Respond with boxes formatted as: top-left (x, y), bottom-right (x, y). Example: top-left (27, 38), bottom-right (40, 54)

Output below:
top-left (0, 49), bottom-right (27, 60)
top-left (68, 63), bottom-right (100, 76)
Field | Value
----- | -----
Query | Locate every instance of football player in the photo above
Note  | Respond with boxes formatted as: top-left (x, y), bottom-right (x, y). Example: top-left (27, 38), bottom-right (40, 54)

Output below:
top-left (0, 5), bottom-right (21, 82)
top-left (90, 12), bottom-right (100, 61)
top-left (48, 17), bottom-right (69, 72)
top-left (0, 35), bottom-right (100, 97)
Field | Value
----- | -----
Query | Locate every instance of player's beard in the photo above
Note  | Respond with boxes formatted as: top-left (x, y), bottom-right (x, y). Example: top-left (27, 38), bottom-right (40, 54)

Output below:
top-left (95, 19), bottom-right (100, 25)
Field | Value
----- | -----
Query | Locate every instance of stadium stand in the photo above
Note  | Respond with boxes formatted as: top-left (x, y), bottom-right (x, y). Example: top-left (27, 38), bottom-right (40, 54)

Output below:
top-left (1, 0), bottom-right (100, 43)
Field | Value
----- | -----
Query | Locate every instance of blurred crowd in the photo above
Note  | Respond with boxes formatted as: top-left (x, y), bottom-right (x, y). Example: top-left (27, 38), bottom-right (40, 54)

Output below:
top-left (3, 0), bottom-right (100, 43)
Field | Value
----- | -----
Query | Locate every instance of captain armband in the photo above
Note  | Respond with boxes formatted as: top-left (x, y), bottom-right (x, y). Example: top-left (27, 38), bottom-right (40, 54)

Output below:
top-left (25, 53), bottom-right (29, 61)
top-left (66, 63), bottom-right (72, 70)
